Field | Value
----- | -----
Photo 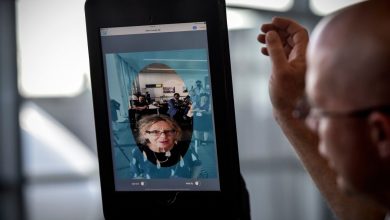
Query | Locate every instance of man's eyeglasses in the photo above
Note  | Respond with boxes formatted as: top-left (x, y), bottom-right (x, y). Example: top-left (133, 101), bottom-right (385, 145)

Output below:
top-left (293, 96), bottom-right (390, 120)
top-left (146, 129), bottom-right (176, 137)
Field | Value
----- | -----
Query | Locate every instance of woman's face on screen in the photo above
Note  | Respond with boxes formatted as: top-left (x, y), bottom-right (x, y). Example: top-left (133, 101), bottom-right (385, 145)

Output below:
top-left (145, 121), bottom-right (176, 152)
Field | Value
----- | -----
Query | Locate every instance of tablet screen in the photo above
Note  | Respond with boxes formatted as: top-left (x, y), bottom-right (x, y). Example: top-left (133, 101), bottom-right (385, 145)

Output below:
top-left (100, 22), bottom-right (220, 191)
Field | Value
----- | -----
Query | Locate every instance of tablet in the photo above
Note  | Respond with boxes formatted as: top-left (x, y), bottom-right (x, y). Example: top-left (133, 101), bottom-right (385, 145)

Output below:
top-left (101, 22), bottom-right (221, 191)
top-left (85, 0), bottom-right (244, 218)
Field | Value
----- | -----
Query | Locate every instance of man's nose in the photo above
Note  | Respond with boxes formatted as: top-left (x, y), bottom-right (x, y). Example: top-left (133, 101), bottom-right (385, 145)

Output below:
top-left (318, 142), bottom-right (328, 159)
top-left (305, 115), bottom-right (319, 133)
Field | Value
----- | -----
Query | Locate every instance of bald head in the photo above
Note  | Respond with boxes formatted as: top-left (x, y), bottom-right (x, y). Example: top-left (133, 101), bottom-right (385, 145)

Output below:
top-left (307, 0), bottom-right (390, 109)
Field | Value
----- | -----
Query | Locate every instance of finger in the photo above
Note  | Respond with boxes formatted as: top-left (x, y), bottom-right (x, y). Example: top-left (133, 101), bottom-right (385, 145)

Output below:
top-left (261, 26), bottom-right (289, 45)
top-left (266, 30), bottom-right (288, 66)
top-left (277, 29), bottom-right (289, 46)
top-left (271, 17), bottom-right (309, 60)
top-left (257, 34), bottom-right (266, 44)
top-left (262, 20), bottom-right (295, 47)
top-left (272, 17), bottom-right (306, 35)
top-left (261, 47), bottom-right (269, 56)
top-left (261, 23), bottom-right (276, 33)
top-left (277, 29), bottom-right (290, 41)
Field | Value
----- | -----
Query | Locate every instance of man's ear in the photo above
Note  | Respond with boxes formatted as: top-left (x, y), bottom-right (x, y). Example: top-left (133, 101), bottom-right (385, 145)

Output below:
top-left (368, 112), bottom-right (390, 159)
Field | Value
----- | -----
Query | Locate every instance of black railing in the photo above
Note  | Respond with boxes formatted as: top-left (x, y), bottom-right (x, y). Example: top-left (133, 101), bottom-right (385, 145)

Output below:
top-left (0, 0), bottom-right (25, 219)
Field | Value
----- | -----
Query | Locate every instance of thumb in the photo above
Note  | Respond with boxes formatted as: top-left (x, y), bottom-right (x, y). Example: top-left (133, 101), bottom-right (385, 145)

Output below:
top-left (266, 31), bottom-right (288, 67)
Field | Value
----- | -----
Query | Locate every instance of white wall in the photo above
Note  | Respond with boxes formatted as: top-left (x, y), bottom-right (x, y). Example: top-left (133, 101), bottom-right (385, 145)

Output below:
top-left (139, 72), bottom-right (188, 99)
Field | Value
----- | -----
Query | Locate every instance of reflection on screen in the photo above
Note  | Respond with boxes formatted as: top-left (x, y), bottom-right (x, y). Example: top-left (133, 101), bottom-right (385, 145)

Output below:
top-left (100, 22), bottom-right (220, 191)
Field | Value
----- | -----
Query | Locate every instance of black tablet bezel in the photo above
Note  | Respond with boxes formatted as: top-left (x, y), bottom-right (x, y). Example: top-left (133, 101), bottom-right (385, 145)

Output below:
top-left (85, 0), bottom-right (243, 218)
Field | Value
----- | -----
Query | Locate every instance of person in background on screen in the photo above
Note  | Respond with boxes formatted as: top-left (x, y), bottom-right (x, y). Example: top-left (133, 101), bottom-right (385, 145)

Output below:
top-left (131, 95), bottom-right (149, 121)
top-left (182, 95), bottom-right (193, 122)
top-left (258, 0), bottom-right (390, 219)
top-left (145, 91), bottom-right (152, 104)
top-left (167, 93), bottom-right (185, 122)
top-left (190, 80), bottom-right (206, 106)
top-left (129, 91), bottom-right (141, 106)
top-left (192, 93), bottom-right (211, 146)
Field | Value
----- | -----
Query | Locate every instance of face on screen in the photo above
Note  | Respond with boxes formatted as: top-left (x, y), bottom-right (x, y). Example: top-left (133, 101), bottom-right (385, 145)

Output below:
top-left (101, 22), bottom-right (220, 191)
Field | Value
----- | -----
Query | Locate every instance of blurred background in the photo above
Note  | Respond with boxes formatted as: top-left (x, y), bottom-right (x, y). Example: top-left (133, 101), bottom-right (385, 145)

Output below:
top-left (0, 0), bottom-right (365, 219)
